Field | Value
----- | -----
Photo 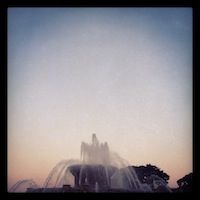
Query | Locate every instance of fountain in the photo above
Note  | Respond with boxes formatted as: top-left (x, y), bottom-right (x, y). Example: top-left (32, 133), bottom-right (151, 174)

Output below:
top-left (9, 134), bottom-right (171, 193)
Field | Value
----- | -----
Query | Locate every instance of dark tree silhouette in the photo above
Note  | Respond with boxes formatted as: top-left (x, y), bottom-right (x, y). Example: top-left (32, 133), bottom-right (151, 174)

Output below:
top-left (177, 172), bottom-right (192, 192)
top-left (132, 164), bottom-right (170, 184)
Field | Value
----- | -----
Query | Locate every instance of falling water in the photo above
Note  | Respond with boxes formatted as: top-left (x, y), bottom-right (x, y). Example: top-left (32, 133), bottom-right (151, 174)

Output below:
top-left (9, 179), bottom-right (38, 192)
top-left (95, 182), bottom-right (99, 193)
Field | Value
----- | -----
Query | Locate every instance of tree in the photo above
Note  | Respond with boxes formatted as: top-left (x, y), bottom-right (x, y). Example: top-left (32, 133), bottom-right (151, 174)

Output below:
top-left (132, 164), bottom-right (170, 184)
top-left (177, 172), bottom-right (192, 192)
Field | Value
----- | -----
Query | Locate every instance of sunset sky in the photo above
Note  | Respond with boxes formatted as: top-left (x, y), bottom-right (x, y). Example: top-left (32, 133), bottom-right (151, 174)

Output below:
top-left (8, 8), bottom-right (192, 189)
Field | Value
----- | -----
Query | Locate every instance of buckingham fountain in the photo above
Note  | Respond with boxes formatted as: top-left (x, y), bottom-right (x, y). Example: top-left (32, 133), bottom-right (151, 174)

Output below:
top-left (9, 134), bottom-right (171, 193)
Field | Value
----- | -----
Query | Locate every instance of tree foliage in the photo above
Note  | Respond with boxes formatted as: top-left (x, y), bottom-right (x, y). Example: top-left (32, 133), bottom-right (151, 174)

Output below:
top-left (177, 172), bottom-right (192, 192)
top-left (132, 164), bottom-right (170, 184)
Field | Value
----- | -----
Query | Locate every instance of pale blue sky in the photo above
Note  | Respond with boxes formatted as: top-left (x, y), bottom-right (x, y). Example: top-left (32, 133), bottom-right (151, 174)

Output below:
top-left (8, 8), bottom-right (192, 188)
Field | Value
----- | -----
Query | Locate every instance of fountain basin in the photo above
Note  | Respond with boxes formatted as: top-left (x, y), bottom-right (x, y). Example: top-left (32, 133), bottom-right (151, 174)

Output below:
top-left (68, 164), bottom-right (118, 191)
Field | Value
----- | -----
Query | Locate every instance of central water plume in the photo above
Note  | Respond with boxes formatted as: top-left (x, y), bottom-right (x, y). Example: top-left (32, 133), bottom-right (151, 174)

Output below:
top-left (81, 134), bottom-right (110, 165)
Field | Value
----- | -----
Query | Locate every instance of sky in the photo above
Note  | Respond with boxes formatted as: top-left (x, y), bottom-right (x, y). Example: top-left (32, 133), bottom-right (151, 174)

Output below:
top-left (8, 8), bottom-right (192, 189)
